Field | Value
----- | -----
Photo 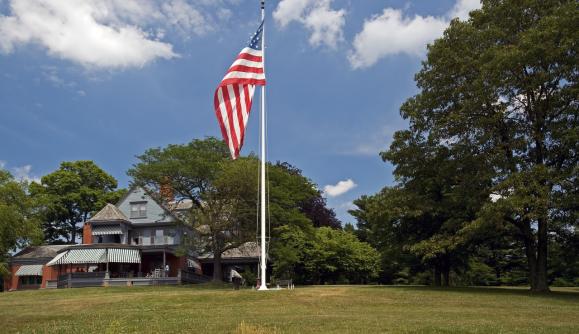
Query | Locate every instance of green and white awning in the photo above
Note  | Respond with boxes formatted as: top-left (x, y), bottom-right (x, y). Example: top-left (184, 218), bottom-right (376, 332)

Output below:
top-left (47, 248), bottom-right (140, 265)
top-left (66, 249), bottom-right (106, 263)
top-left (107, 248), bottom-right (140, 263)
top-left (15, 264), bottom-right (44, 276)
top-left (92, 224), bottom-right (123, 235)
top-left (46, 252), bottom-right (67, 266)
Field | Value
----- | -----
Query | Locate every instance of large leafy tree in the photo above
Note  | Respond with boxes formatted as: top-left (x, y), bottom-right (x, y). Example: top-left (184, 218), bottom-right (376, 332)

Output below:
top-left (271, 226), bottom-right (380, 284)
top-left (383, 0), bottom-right (577, 291)
top-left (128, 137), bottom-right (231, 281)
top-left (0, 170), bottom-right (42, 276)
top-left (275, 162), bottom-right (341, 229)
top-left (128, 138), bottom-right (344, 282)
top-left (30, 161), bottom-right (123, 243)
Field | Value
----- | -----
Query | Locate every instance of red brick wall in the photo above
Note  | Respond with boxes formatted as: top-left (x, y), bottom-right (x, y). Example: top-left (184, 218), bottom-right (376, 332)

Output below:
top-left (168, 255), bottom-right (184, 277)
top-left (82, 223), bottom-right (92, 244)
top-left (41, 265), bottom-right (59, 288)
top-left (6, 265), bottom-right (20, 291)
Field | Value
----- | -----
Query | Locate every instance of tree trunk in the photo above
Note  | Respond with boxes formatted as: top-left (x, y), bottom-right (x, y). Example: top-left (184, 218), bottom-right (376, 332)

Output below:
top-left (442, 265), bottom-right (450, 287)
top-left (70, 220), bottom-right (76, 244)
top-left (522, 230), bottom-right (538, 289)
top-left (212, 253), bottom-right (223, 282)
top-left (433, 266), bottom-right (441, 287)
top-left (534, 217), bottom-right (550, 292)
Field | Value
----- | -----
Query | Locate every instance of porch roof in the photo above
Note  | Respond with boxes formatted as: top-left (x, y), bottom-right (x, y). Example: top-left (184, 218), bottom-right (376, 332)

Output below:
top-left (47, 247), bottom-right (141, 265)
top-left (15, 264), bottom-right (44, 276)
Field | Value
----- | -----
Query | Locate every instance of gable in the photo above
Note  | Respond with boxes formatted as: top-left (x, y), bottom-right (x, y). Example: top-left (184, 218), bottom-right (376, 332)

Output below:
top-left (117, 187), bottom-right (176, 224)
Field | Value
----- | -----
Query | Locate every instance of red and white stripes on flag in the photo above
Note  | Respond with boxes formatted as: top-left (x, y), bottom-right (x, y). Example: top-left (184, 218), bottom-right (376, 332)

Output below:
top-left (214, 22), bottom-right (265, 159)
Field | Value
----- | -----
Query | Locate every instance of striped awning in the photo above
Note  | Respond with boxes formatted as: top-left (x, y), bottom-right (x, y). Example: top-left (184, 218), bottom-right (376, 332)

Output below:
top-left (92, 224), bottom-right (122, 235)
top-left (15, 264), bottom-right (44, 276)
top-left (46, 248), bottom-right (140, 265)
top-left (107, 248), bottom-right (140, 263)
top-left (65, 248), bottom-right (107, 264)
top-left (46, 252), bottom-right (68, 266)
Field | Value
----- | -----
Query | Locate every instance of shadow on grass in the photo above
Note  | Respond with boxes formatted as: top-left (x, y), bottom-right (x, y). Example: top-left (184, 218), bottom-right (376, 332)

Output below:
top-left (367, 285), bottom-right (579, 302)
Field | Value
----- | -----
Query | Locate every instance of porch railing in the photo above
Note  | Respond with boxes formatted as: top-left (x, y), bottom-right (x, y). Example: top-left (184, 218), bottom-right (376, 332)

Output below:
top-left (131, 236), bottom-right (177, 246)
top-left (55, 272), bottom-right (193, 288)
top-left (180, 269), bottom-right (211, 284)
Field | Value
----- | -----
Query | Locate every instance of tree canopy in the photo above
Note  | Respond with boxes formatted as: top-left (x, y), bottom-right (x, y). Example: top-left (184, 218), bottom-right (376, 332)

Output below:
top-left (0, 169), bottom-right (42, 277)
top-left (128, 138), bottom-right (343, 282)
top-left (351, 0), bottom-right (578, 291)
top-left (30, 160), bottom-right (125, 243)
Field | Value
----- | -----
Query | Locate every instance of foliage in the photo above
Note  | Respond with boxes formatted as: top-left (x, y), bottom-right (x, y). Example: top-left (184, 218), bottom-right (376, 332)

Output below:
top-left (271, 226), bottom-right (380, 284)
top-left (352, 0), bottom-right (578, 291)
top-left (29, 161), bottom-right (123, 243)
top-left (128, 138), bottom-right (341, 282)
top-left (275, 162), bottom-right (341, 229)
top-left (0, 169), bottom-right (42, 277)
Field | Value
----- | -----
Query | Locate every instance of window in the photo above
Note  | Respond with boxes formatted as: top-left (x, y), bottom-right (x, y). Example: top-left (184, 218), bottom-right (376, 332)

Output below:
top-left (142, 229), bottom-right (151, 246)
top-left (130, 202), bottom-right (147, 218)
top-left (155, 229), bottom-right (164, 245)
top-left (19, 276), bottom-right (41, 286)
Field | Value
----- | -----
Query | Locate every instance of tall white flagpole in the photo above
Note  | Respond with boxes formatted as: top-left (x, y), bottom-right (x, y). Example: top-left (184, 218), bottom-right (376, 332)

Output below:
top-left (258, 0), bottom-right (268, 291)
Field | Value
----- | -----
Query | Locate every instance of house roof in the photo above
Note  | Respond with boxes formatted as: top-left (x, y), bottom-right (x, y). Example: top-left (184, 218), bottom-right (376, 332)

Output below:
top-left (88, 203), bottom-right (130, 223)
top-left (199, 242), bottom-right (260, 260)
top-left (13, 245), bottom-right (69, 259)
top-left (168, 199), bottom-right (193, 211)
top-left (222, 242), bottom-right (260, 258)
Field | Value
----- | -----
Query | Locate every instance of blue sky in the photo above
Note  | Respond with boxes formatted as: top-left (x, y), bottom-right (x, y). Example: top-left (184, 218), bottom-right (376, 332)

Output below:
top-left (0, 0), bottom-right (480, 224)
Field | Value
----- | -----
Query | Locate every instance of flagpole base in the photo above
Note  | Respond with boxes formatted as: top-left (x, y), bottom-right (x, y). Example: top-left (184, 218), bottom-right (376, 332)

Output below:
top-left (257, 285), bottom-right (269, 291)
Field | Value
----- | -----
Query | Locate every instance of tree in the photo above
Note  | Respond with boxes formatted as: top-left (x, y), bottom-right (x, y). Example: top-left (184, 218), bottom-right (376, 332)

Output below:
top-left (275, 162), bottom-right (341, 229)
top-left (386, 0), bottom-right (577, 291)
top-left (0, 170), bottom-right (42, 277)
top-left (271, 226), bottom-right (380, 284)
top-left (128, 138), bottom-right (343, 282)
top-left (30, 161), bottom-right (123, 243)
top-left (128, 137), bottom-right (232, 281)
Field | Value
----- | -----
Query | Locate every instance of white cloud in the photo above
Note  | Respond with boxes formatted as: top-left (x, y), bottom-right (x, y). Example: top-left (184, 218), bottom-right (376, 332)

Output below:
top-left (340, 126), bottom-right (395, 156)
top-left (448, 0), bottom-right (481, 20)
top-left (0, 0), bottom-right (225, 69)
top-left (0, 160), bottom-right (5, 169)
top-left (273, 0), bottom-right (345, 49)
top-left (349, 0), bottom-right (481, 69)
top-left (323, 179), bottom-right (357, 197)
top-left (162, 0), bottom-right (211, 36)
top-left (12, 164), bottom-right (41, 183)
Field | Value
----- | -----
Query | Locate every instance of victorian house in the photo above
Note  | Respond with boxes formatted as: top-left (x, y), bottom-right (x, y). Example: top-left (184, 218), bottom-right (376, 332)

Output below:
top-left (4, 186), bottom-right (258, 291)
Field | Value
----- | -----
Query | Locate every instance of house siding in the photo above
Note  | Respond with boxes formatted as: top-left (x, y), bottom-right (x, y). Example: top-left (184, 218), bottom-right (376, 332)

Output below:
top-left (117, 187), bottom-right (175, 224)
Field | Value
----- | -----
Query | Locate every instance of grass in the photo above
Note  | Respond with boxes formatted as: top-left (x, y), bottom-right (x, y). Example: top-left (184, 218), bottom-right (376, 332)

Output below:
top-left (0, 285), bottom-right (578, 333)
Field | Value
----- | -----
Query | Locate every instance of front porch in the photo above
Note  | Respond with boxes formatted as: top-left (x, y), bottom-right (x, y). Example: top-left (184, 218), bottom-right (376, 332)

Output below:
top-left (46, 244), bottom-right (209, 288)
top-left (54, 271), bottom-right (182, 288)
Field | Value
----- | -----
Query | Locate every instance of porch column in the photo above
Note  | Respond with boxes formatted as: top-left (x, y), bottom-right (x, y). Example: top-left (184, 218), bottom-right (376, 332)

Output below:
top-left (105, 248), bottom-right (110, 280)
top-left (163, 250), bottom-right (166, 277)
top-left (138, 250), bottom-right (142, 277)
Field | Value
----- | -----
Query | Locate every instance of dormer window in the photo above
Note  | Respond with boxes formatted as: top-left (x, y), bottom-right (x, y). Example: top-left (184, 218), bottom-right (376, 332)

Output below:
top-left (130, 202), bottom-right (147, 219)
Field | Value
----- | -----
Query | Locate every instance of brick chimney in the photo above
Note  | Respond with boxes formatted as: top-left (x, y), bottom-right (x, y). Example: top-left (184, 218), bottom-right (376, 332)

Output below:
top-left (160, 178), bottom-right (174, 203)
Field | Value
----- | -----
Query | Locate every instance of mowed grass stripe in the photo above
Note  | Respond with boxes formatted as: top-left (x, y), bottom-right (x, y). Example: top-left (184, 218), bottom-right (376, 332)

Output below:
top-left (0, 285), bottom-right (577, 333)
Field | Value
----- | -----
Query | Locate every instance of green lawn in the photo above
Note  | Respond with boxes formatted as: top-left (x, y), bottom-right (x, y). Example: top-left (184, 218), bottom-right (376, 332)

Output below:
top-left (0, 285), bottom-right (578, 333)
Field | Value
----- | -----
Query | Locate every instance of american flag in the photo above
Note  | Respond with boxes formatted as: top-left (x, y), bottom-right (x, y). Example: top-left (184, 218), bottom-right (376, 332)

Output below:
top-left (214, 21), bottom-right (266, 159)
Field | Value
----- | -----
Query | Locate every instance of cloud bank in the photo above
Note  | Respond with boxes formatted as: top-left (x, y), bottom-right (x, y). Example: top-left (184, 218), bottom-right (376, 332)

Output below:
top-left (349, 0), bottom-right (481, 69)
top-left (273, 0), bottom-right (346, 49)
top-left (323, 179), bottom-right (357, 197)
top-left (0, 0), bottom-right (219, 69)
